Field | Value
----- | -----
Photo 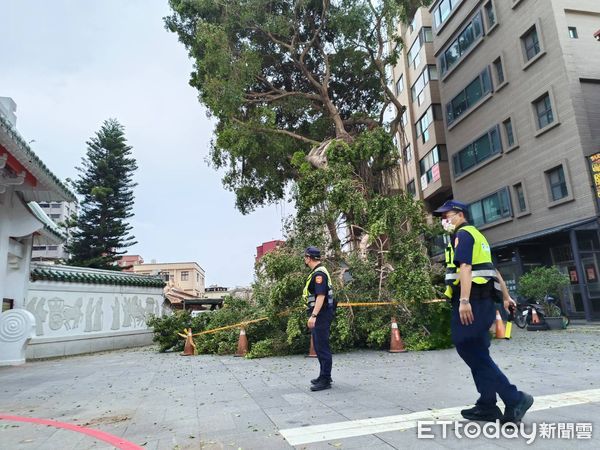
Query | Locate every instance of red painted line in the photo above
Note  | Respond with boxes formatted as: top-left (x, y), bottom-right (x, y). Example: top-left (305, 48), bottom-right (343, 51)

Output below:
top-left (0, 414), bottom-right (144, 450)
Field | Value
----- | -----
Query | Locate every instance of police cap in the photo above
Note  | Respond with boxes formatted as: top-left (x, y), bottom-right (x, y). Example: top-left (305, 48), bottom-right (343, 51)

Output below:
top-left (304, 246), bottom-right (321, 259)
top-left (432, 200), bottom-right (469, 216)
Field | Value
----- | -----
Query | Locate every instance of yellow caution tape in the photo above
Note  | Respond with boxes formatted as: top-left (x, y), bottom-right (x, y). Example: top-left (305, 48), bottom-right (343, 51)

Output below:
top-left (184, 299), bottom-right (447, 337)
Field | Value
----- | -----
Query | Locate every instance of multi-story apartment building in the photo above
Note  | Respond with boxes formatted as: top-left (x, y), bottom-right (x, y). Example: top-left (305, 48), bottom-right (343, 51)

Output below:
top-left (132, 261), bottom-right (205, 297)
top-left (31, 201), bottom-right (77, 262)
top-left (391, 7), bottom-right (454, 260)
top-left (429, 0), bottom-right (600, 319)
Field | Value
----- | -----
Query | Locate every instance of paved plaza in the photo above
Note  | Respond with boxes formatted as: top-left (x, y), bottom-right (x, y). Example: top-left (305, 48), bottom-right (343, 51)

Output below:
top-left (1, 325), bottom-right (599, 449)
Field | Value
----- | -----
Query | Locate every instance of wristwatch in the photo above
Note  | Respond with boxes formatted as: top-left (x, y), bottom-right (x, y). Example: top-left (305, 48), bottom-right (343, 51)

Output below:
top-left (311, 313), bottom-right (318, 318)
top-left (459, 298), bottom-right (470, 305)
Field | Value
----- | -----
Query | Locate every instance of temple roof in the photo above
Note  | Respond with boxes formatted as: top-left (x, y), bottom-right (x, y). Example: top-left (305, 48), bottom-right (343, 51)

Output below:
top-left (0, 114), bottom-right (76, 203)
top-left (30, 263), bottom-right (166, 288)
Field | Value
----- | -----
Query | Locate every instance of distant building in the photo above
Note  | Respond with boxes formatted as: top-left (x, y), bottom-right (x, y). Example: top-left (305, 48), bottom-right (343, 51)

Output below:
top-left (203, 285), bottom-right (253, 303)
top-left (256, 240), bottom-right (285, 263)
top-left (132, 261), bottom-right (205, 297)
top-left (31, 201), bottom-right (77, 262)
top-left (117, 254), bottom-right (144, 271)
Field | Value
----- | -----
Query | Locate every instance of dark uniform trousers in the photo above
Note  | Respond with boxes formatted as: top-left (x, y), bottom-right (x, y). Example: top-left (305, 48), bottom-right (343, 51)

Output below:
top-left (311, 307), bottom-right (334, 379)
top-left (451, 295), bottom-right (521, 407)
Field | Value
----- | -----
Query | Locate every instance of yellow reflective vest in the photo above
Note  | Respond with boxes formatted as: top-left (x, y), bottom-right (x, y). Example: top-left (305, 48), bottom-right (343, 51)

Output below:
top-left (303, 265), bottom-right (335, 308)
top-left (444, 225), bottom-right (502, 300)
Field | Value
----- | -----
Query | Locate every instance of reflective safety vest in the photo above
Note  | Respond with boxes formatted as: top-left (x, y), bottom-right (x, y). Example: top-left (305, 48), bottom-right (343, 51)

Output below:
top-left (303, 265), bottom-right (335, 309)
top-left (444, 225), bottom-right (502, 300)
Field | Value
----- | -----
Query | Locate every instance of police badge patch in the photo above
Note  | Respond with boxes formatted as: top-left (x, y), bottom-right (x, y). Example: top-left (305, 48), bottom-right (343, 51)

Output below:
top-left (315, 275), bottom-right (323, 284)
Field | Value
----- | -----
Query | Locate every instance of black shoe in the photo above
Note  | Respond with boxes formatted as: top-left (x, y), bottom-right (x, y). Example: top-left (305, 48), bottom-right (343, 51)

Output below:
top-left (502, 392), bottom-right (534, 425)
top-left (310, 379), bottom-right (332, 391)
top-left (310, 376), bottom-right (333, 385)
top-left (460, 404), bottom-right (503, 422)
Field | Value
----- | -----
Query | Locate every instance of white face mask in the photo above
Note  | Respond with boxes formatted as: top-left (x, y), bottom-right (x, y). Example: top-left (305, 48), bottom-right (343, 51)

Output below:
top-left (441, 218), bottom-right (456, 233)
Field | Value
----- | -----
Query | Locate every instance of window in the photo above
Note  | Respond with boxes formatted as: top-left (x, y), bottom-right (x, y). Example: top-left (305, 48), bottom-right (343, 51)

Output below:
top-left (503, 118), bottom-right (515, 148)
top-left (49, 214), bottom-right (61, 219)
top-left (407, 179), bottom-right (416, 196)
top-left (196, 273), bottom-right (200, 282)
top-left (51, 203), bottom-right (61, 209)
top-left (568, 27), bottom-right (578, 39)
top-left (522, 26), bottom-right (540, 61)
top-left (411, 65), bottom-right (437, 106)
top-left (446, 68), bottom-right (492, 125)
top-left (401, 109), bottom-right (408, 127)
top-left (547, 166), bottom-right (568, 201)
top-left (48, 245), bottom-right (58, 251)
top-left (513, 183), bottom-right (527, 212)
top-left (452, 126), bottom-right (502, 176)
top-left (162, 273), bottom-right (170, 282)
top-left (416, 105), bottom-right (442, 144)
top-left (396, 75), bottom-right (404, 95)
top-left (32, 246), bottom-right (47, 251)
top-left (408, 27), bottom-right (432, 70)
top-left (419, 146), bottom-right (446, 189)
top-left (468, 188), bottom-right (512, 227)
top-left (484, 1), bottom-right (496, 29)
top-left (438, 12), bottom-right (483, 76)
top-left (433, 0), bottom-right (464, 30)
top-left (493, 57), bottom-right (504, 85)
top-left (181, 271), bottom-right (189, 281)
top-left (2, 298), bottom-right (14, 312)
top-left (409, 16), bottom-right (416, 34)
top-left (534, 93), bottom-right (554, 129)
top-left (403, 144), bottom-right (412, 163)
top-left (38, 203), bottom-right (49, 208)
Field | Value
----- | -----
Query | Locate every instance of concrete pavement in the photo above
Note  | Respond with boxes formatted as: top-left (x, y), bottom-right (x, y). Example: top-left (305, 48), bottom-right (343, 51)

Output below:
top-left (0, 324), bottom-right (599, 449)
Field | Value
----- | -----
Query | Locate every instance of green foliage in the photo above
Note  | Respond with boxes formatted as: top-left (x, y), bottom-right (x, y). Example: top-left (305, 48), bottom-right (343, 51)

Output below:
top-left (147, 311), bottom-right (193, 353)
top-left (66, 119), bottom-right (138, 270)
top-left (518, 266), bottom-right (570, 303)
top-left (518, 266), bottom-right (569, 317)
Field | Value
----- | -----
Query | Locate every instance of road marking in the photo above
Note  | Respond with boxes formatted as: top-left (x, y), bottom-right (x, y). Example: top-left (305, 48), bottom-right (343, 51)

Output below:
top-left (280, 388), bottom-right (600, 446)
top-left (0, 414), bottom-right (143, 450)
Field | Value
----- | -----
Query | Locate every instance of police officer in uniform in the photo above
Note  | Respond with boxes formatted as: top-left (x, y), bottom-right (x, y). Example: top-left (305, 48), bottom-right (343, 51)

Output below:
top-left (303, 246), bottom-right (336, 391)
top-left (434, 200), bottom-right (534, 424)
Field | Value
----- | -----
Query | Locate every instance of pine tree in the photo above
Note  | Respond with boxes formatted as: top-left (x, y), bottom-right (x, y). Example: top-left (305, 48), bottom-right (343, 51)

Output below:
top-left (66, 119), bottom-right (138, 270)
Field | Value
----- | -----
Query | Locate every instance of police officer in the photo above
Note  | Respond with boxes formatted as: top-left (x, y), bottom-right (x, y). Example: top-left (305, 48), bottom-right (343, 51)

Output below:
top-left (303, 246), bottom-right (336, 391)
top-left (434, 200), bottom-right (534, 424)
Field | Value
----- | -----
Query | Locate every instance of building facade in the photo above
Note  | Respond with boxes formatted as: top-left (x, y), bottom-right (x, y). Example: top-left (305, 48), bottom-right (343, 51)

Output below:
top-left (256, 240), bottom-right (285, 263)
top-left (31, 201), bottom-right (77, 262)
top-left (391, 8), bottom-right (453, 214)
top-left (429, 0), bottom-right (600, 319)
top-left (132, 261), bottom-right (205, 297)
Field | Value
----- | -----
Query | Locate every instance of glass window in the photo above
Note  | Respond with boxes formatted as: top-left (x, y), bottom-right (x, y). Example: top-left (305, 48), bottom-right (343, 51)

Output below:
top-left (503, 118), bottom-right (515, 147)
top-left (446, 68), bottom-right (493, 125)
top-left (534, 93), bottom-right (554, 129)
top-left (493, 57), bottom-right (504, 84)
top-left (485, 1), bottom-right (496, 28)
top-left (440, 12), bottom-right (483, 76)
top-left (422, 27), bottom-right (433, 43)
top-left (547, 166), bottom-right (568, 201)
top-left (523, 26), bottom-right (540, 60)
top-left (568, 27), bottom-right (578, 39)
top-left (396, 75), bottom-right (404, 95)
top-left (407, 179), bottom-right (416, 196)
top-left (468, 188), bottom-right (512, 227)
top-left (429, 64), bottom-right (438, 80)
top-left (38, 203), bottom-right (50, 208)
top-left (401, 110), bottom-right (408, 127)
top-left (416, 105), bottom-right (440, 144)
top-left (514, 183), bottom-right (526, 212)
top-left (434, 0), bottom-right (463, 30)
top-left (419, 146), bottom-right (445, 185)
top-left (453, 126), bottom-right (502, 176)
top-left (403, 144), bottom-right (412, 163)
top-left (48, 245), bottom-right (58, 251)
top-left (181, 271), bottom-right (189, 281)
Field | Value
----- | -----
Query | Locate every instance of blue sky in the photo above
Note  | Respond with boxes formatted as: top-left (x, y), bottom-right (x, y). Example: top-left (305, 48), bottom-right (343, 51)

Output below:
top-left (0, 0), bottom-right (288, 286)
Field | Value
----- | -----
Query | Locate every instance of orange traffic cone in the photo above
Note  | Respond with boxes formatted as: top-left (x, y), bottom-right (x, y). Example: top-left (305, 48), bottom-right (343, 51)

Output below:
top-left (308, 335), bottom-right (317, 358)
top-left (494, 310), bottom-right (506, 339)
top-left (234, 328), bottom-right (248, 357)
top-left (531, 308), bottom-right (540, 324)
top-left (389, 317), bottom-right (407, 353)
